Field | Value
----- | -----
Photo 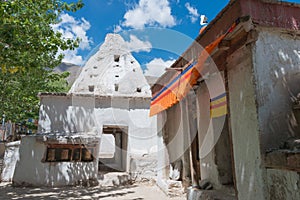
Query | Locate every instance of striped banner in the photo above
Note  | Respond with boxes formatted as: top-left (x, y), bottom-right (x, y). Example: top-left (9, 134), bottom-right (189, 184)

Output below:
top-left (210, 92), bottom-right (227, 118)
top-left (150, 62), bottom-right (197, 116)
top-left (150, 17), bottom-right (241, 116)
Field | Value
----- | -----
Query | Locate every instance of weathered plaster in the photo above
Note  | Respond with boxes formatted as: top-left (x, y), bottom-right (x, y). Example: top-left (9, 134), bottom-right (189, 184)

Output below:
top-left (155, 101), bottom-right (189, 196)
top-left (196, 82), bottom-right (221, 189)
top-left (38, 33), bottom-right (158, 180)
top-left (1, 141), bottom-right (20, 182)
top-left (13, 135), bottom-right (100, 187)
top-left (38, 34), bottom-right (158, 181)
top-left (69, 34), bottom-right (151, 97)
top-left (39, 96), bottom-right (95, 133)
top-left (38, 96), bottom-right (157, 172)
top-left (267, 169), bottom-right (300, 200)
top-left (195, 72), bottom-right (233, 190)
top-left (165, 103), bottom-right (185, 164)
top-left (227, 45), bottom-right (266, 200)
top-left (156, 112), bottom-right (171, 193)
top-left (253, 28), bottom-right (300, 152)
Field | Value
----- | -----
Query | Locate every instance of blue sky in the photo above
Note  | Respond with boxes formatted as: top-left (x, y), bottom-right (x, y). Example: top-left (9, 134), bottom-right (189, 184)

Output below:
top-left (56, 0), bottom-right (300, 76)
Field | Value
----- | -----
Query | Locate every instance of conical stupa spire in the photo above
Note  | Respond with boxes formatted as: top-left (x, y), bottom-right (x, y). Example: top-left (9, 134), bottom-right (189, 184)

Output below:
top-left (69, 34), bottom-right (151, 97)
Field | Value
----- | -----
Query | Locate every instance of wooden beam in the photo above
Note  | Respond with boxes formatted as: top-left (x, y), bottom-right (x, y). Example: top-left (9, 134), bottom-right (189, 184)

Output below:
top-left (265, 150), bottom-right (300, 172)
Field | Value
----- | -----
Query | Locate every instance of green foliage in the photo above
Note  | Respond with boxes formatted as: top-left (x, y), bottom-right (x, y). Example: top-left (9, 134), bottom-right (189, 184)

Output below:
top-left (0, 0), bottom-right (83, 70)
top-left (0, 0), bottom-right (84, 126)
top-left (0, 67), bottom-right (70, 124)
top-left (47, 71), bottom-right (71, 92)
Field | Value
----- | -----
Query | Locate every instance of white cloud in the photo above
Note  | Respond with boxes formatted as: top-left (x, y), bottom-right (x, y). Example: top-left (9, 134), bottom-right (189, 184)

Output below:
top-left (125, 35), bottom-right (152, 53)
top-left (58, 49), bottom-right (84, 65)
top-left (185, 3), bottom-right (199, 23)
top-left (113, 25), bottom-right (122, 33)
top-left (144, 58), bottom-right (176, 77)
top-left (123, 0), bottom-right (176, 29)
top-left (52, 13), bottom-right (92, 65)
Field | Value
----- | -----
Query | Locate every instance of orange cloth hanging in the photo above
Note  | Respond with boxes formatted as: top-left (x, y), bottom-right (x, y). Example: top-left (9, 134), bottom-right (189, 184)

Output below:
top-left (149, 16), bottom-right (241, 117)
top-left (149, 34), bottom-right (226, 117)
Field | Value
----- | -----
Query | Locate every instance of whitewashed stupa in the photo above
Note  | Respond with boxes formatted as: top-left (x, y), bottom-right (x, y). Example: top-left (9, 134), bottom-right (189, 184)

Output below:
top-left (12, 33), bottom-right (159, 187)
top-left (69, 34), bottom-right (151, 97)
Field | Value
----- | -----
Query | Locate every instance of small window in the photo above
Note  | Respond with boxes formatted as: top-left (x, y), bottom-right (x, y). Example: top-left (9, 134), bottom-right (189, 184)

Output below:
top-left (61, 149), bottom-right (71, 161)
top-left (133, 69), bottom-right (136, 72)
top-left (115, 84), bottom-right (119, 92)
top-left (114, 55), bottom-right (120, 62)
top-left (46, 149), bottom-right (56, 161)
top-left (82, 148), bottom-right (94, 162)
top-left (115, 75), bottom-right (119, 78)
top-left (131, 61), bottom-right (134, 64)
top-left (72, 148), bottom-right (81, 161)
top-left (45, 144), bottom-right (95, 162)
top-left (136, 87), bottom-right (141, 92)
top-left (93, 66), bottom-right (98, 69)
top-left (88, 85), bottom-right (94, 92)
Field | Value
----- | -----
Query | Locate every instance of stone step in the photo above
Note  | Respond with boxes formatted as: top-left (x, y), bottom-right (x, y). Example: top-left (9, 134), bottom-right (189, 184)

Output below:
top-left (98, 172), bottom-right (131, 187)
top-left (187, 187), bottom-right (237, 200)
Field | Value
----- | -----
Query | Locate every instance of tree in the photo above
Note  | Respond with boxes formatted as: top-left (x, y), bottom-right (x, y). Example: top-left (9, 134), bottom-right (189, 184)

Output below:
top-left (0, 0), bottom-right (84, 134)
top-left (0, 0), bottom-right (84, 70)
top-left (0, 68), bottom-right (70, 123)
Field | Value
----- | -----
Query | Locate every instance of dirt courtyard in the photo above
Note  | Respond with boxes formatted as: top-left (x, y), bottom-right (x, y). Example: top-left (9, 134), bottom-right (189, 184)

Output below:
top-left (0, 182), bottom-right (185, 200)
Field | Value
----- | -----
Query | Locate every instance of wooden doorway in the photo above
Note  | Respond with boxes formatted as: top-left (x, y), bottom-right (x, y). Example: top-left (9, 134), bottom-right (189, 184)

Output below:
top-left (99, 126), bottom-right (128, 172)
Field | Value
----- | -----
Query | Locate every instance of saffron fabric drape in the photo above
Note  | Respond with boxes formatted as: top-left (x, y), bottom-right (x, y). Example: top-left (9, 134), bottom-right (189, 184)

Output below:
top-left (150, 20), bottom-right (238, 116)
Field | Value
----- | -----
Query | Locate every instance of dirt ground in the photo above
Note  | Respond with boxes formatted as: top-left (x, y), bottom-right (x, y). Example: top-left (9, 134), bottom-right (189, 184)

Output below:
top-left (0, 182), bottom-right (186, 200)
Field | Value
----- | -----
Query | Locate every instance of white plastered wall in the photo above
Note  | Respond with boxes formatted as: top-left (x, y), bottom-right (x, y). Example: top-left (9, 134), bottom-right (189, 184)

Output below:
top-left (253, 28), bottom-right (300, 200)
top-left (196, 73), bottom-right (228, 189)
top-left (227, 44), bottom-right (266, 200)
top-left (13, 136), bottom-right (99, 187)
top-left (38, 95), bottom-right (158, 173)
top-left (253, 28), bottom-right (300, 152)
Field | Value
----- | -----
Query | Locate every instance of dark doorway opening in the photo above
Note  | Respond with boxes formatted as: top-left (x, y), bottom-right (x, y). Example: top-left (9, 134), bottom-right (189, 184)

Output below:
top-left (99, 125), bottom-right (128, 172)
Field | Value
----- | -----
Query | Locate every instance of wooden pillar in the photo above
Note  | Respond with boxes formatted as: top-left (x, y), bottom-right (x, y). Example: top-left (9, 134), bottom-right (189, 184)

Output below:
top-left (190, 132), bottom-right (200, 187)
top-left (181, 98), bottom-right (191, 188)
top-left (187, 93), bottom-right (201, 188)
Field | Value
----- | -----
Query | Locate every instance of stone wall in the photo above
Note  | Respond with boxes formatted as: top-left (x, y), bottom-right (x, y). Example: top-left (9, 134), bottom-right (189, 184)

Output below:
top-left (267, 169), bottom-right (300, 200)
top-left (129, 154), bottom-right (157, 182)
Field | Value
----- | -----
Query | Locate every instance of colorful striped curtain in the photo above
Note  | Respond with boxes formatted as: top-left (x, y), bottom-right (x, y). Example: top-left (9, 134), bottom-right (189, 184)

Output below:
top-left (150, 34), bottom-right (226, 116)
top-left (150, 19), bottom-right (239, 117)
top-left (210, 92), bottom-right (227, 118)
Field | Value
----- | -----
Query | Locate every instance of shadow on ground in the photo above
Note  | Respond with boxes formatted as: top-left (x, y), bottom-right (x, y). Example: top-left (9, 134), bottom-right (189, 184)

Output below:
top-left (0, 183), bottom-right (142, 200)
